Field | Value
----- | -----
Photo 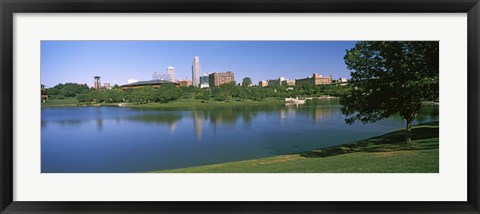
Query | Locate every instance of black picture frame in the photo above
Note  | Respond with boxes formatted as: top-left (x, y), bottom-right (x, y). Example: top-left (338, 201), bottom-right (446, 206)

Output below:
top-left (1, 0), bottom-right (479, 213)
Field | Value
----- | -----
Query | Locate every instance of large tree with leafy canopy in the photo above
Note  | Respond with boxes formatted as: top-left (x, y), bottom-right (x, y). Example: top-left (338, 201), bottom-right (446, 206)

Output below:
top-left (242, 77), bottom-right (252, 87)
top-left (340, 41), bottom-right (439, 143)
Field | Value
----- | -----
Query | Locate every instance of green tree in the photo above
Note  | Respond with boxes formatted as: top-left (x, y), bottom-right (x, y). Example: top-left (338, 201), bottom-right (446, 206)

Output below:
top-left (195, 90), bottom-right (211, 101)
top-left (105, 89), bottom-right (124, 103)
top-left (242, 77), bottom-right (252, 87)
top-left (130, 87), bottom-right (156, 104)
top-left (46, 87), bottom-right (60, 96)
top-left (47, 83), bottom-right (89, 98)
top-left (340, 41), bottom-right (439, 143)
top-left (76, 93), bottom-right (92, 102)
top-left (211, 83), bottom-right (236, 101)
top-left (156, 84), bottom-right (182, 103)
top-left (59, 83), bottom-right (89, 97)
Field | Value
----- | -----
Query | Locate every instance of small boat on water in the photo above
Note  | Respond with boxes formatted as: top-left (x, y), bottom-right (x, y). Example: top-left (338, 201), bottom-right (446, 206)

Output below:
top-left (285, 97), bottom-right (306, 104)
top-left (318, 95), bottom-right (336, 99)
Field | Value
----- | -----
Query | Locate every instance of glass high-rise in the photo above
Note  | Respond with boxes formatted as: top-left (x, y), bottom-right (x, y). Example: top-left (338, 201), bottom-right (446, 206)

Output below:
top-left (191, 56), bottom-right (201, 87)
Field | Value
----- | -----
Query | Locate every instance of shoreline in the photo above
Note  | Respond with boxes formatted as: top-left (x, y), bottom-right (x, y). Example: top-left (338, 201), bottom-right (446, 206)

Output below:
top-left (41, 98), bottom-right (287, 108)
top-left (151, 121), bottom-right (439, 173)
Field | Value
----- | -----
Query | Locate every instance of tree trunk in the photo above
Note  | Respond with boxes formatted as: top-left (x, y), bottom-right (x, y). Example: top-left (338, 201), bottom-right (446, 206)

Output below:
top-left (405, 118), bottom-right (413, 143)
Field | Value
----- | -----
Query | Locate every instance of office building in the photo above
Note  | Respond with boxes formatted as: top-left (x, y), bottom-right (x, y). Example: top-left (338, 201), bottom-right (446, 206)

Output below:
top-left (259, 80), bottom-right (268, 87)
top-left (286, 79), bottom-right (296, 86)
top-left (192, 56), bottom-right (201, 87)
top-left (266, 77), bottom-right (289, 86)
top-left (296, 73), bottom-right (333, 86)
top-left (104, 83), bottom-right (112, 90)
top-left (180, 79), bottom-right (192, 87)
top-left (267, 79), bottom-right (280, 86)
top-left (200, 73), bottom-right (210, 88)
top-left (209, 71), bottom-right (235, 87)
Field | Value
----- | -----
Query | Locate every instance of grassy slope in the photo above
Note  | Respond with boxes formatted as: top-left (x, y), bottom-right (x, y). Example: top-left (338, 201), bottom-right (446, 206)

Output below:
top-left (41, 98), bottom-right (79, 107)
top-left (155, 122), bottom-right (439, 173)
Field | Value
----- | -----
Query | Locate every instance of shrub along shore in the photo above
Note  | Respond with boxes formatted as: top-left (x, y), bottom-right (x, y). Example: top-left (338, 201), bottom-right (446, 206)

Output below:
top-left (153, 121), bottom-right (439, 173)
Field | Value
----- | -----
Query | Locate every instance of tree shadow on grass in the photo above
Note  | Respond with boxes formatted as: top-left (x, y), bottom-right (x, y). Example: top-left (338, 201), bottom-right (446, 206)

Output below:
top-left (299, 121), bottom-right (439, 158)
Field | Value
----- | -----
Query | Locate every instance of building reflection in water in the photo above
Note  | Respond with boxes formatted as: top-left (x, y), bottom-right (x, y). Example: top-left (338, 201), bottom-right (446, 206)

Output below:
top-left (96, 118), bottom-right (103, 131)
top-left (280, 106), bottom-right (298, 120)
top-left (193, 111), bottom-right (202, 141)
top-left (95, 107), bottom-right (103, 131)
top-left (282, 101), bottom-right (336, 124)
top-left (280, 108), bottom-right (286, 119)
top-left (314, 106), bottom-right (334, 123)
top-left (169, 122), bottom-right (177, 134)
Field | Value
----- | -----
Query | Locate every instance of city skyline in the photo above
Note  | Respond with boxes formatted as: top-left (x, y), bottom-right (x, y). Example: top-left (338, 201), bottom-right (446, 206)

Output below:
top-left (41, 41), bottom-right (356, 88)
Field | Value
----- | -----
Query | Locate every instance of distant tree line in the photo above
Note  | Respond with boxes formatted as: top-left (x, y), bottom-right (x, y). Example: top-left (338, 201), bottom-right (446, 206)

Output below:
top-left (43, 80), bottom-right (351, 104)
top-left (45, 83), bottom-right (90, 99)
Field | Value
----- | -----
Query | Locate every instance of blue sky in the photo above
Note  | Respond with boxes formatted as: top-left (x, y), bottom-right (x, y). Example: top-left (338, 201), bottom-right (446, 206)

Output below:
top-left (41, 41), bottom-right (357, 88)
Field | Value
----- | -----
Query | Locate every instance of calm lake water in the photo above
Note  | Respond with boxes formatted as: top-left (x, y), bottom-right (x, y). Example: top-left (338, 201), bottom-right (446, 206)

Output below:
top-left (41, 99), bottom-right (439, 173)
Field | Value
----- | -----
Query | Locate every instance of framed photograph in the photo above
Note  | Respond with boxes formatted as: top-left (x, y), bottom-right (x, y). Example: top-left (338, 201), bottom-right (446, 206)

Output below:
top-left (1, 0), bottom-right (479, 213)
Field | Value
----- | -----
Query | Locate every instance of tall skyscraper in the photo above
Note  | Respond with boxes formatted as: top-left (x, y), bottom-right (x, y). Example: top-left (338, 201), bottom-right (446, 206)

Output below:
top-left (192, 56), bottom-right (201, 87)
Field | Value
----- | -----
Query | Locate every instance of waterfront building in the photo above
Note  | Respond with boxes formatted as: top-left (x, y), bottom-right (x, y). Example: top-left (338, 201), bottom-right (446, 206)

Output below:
top-left (104, 83), bottom-right (112, 90)
top-left (121, 79), bottom-right (179, 90)
top-left (296, 73), bottom-right (333, 86)
top-left (259, 80), bottom-right (268, 87)
top-left (286, 79), bottom-right (296, 86)
top-left (208, 71), bottom-right (235, 87)
top-left (267, 77), bottom-right (290, 86)
top-left (267, 79), bottom-right (280, 86)
top-left (41, 85), bottom-right (48, 102)
top-left (192, 56), bottom-right (201, 87)
top-left (337, 77), bottom-right (349, 86)
top-left (199, 73), bottom-right (210, 88)
top-left (180, 79), bottom-right (192, 87)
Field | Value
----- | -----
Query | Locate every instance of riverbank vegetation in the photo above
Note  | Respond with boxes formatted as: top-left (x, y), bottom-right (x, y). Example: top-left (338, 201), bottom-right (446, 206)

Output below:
top-left (155, 121), bottom-right (439, 173)
top-left (42, 81), bottom-right (351, 107)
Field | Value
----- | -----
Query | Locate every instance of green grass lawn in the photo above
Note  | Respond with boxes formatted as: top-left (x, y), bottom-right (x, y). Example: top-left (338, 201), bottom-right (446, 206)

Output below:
top-left (154, 122), bottom-right (439, 173)
top-left (41, 98), bottom-right (79, 107)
